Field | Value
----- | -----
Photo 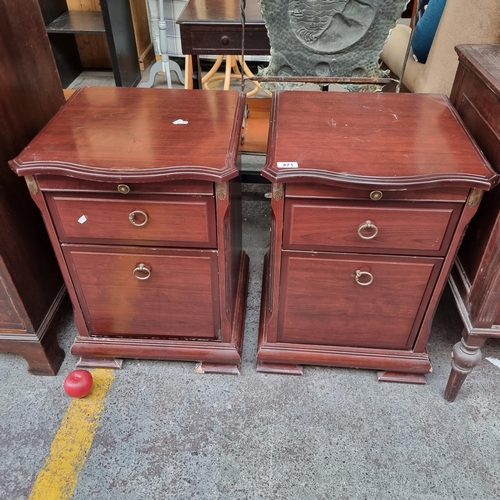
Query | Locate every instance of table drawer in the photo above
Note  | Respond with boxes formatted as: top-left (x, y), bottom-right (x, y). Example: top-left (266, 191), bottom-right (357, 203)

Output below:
top-left (283, 199), bottom-right (461, 255)
top-left (277, 251), bottom-right (442, 349)
top-left (183, 28), bottom-right (270, 55)
top-left (47, 193), bottom-right (217, 248)
top-left (63, 245), bottom-right (221, 339)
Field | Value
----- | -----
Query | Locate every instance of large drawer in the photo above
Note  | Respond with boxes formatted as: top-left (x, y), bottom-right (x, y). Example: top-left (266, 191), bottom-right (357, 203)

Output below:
top-left (47, 193), bottom-right (217, 248)
top-left (283, 199), bottom-right (461, 256)
top-left (63, 245), bottom-right (221, 339)
top-left (277, 251), bottom-right (442, 349)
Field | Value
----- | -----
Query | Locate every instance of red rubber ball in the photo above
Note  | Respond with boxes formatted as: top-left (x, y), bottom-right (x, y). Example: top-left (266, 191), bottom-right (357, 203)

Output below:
top-left (63, 370), bottom-right (93, 398)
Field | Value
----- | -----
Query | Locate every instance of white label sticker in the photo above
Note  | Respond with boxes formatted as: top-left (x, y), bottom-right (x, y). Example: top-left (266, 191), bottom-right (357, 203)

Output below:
top-left (277, 162), bottom-right (299, 169)
top-left (78, 215), bottom-right (87, 224)
top-left (173, 119), bottom-right (189, 125)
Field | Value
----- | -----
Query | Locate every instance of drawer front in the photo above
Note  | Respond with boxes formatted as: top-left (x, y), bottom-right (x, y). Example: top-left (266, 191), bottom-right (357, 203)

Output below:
top-left (277, 252), bottom-right (441, 349)
top-left (48, 194), bottom-right (217, 248)
top-left (285, 183), bottom-right (469, 202)
top-left (283, 199), bottom-right (460, 255)
top-left (64, 245), bottom-right (220, 339)
top-left (183, 28), bottom-right (270, 55)
top-left (37, 176), bottom-right (214, 195)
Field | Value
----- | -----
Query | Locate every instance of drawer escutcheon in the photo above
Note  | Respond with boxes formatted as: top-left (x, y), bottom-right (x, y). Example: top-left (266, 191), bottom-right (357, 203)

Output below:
top-left (117, 184), bottom-right (131, 194)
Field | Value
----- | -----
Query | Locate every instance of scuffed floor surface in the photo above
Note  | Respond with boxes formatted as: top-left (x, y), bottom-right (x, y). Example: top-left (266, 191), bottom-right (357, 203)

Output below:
top-left (1, 163), bottom-right (500, 500)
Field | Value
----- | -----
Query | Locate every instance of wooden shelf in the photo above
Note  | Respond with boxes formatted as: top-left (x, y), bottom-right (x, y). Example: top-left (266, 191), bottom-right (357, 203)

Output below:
top-left (39, 0), bottom-right (142, 88)
top-left (45, 11), bottom-right (105, 35)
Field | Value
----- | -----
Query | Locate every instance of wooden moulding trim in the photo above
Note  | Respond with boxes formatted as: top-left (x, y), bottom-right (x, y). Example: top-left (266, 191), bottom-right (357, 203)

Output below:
top-left (33, 285), bottom-right (67, 341)
top-left (256, 344), bottom-right (432, 374)
top-left (8, 161), bottom-right (242, 185)
top-left (8, 91), bottom-right (247, 185)
top-left (448, 271), bottom-right (499, 337)
top-left (260, 168), bottom-right (499, 191)
top-left (230, 251), bottom-right (249, 356)
top-left (70, 337), bottom-right (242, 365)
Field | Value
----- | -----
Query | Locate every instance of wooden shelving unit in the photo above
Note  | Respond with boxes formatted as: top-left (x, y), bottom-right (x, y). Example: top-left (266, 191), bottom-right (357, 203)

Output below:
top-left (38, 0), bottom-right (147, 88)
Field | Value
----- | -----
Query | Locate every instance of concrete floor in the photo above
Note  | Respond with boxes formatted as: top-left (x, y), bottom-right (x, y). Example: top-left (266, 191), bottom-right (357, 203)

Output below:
top-left (1, 155), bottom-right (500, 499)
top-left (1, 69), bottom-right (500, 498)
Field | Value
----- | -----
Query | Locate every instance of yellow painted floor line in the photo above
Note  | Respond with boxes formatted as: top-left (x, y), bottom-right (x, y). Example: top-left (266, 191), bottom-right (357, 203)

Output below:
top-left (29, 369), bottom-right (116, 500)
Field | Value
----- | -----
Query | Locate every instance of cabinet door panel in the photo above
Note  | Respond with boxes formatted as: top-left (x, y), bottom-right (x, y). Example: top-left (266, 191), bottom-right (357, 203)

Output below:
top-left (277, 252), bottom-right (441, 349)
top-left (64, 245), bottom-right (220, 339)
top-left (284, 199), bottom-right (459, 255)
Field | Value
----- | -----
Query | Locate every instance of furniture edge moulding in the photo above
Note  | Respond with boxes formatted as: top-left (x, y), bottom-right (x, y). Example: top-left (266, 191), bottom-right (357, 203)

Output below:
top-left (9, 91), bottom-right (247, 185)
top-left (262, 93), bottom-right (498, 192)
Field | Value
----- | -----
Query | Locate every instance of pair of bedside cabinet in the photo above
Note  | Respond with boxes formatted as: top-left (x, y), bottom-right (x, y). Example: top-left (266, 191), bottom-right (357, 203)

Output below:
top-left (10, 87), bottom-right (498, 383)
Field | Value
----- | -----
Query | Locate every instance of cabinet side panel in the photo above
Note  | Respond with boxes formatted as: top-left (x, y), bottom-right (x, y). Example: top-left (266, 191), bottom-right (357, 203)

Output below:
top-left (0, 259), bottom-right (28, 333)
top-left (0, 0), bottom-right (65, 331)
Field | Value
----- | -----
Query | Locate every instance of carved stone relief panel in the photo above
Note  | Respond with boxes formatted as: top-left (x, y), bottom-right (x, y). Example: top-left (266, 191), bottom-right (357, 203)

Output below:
top-left (258, 0), bottom-right (409, 82)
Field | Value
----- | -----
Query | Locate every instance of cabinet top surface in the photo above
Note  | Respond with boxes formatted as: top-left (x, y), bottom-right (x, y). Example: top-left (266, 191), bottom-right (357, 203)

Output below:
top-left (262, 91), bottom-right (497, 190)
top-left (455, 44), bottom-right (500, 97)
top-left (177, 0), bottom-right (264, 24)
top-left (10, 87), bottom-right (245, 183)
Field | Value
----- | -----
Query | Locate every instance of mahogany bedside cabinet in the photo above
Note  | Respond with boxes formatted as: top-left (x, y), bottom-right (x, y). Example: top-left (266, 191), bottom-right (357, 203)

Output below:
top-left (257, 91), bottom-right (498, 383)
top-left (10, 87), bottom-right (249, 374)
top-left (444, 45), bottom-right (500, 400)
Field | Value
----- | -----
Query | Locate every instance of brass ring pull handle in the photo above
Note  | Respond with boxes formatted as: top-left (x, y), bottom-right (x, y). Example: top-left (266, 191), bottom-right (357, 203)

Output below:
top-left (357, 220), bottom-right (378, 240)
top-left (133, 263), bottom-right (151, 280)
top-left (355, 270), bottom-right (374, 286)
top-left (129, 210), bottom-right (148, 227)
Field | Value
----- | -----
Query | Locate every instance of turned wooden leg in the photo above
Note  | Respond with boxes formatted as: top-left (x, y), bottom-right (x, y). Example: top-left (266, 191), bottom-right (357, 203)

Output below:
top-left (444, 336), bottom-right (486, 402)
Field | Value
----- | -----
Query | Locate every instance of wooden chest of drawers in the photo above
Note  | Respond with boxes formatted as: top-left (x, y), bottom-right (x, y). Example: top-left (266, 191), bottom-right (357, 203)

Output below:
top-left (445, 44), bottom-right (500, 400)
top-left (258, 91), bottom-right (498, 383)
top-left (10, 87), bottom-right (248, 374)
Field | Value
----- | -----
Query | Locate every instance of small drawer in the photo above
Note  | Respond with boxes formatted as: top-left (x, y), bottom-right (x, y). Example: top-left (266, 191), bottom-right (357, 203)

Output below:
top-left (277, 251), bottom-right (442, 349)
top-left (285, 183), bottom-right (469, 202)
top-left (188, 30), bottom-right (270, 54)
top-left (283, 199), bottom-right (461, 256)
top-left (37, 176), bottom-right (214, 195)
top-left (47, 193), bottom-right (217, 248)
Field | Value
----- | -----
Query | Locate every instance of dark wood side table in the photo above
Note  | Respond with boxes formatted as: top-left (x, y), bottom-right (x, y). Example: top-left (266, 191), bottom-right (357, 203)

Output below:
top-left (177, 0), bottom-right (270, 88)
top-left (258, 91), bottom-right (498, 383)
top-left (445, 44), bottom-right (500, 401)
top-left (0, 0), bottom-right (66, 375)
top-left (10, 87), bottom-right (249, 374)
